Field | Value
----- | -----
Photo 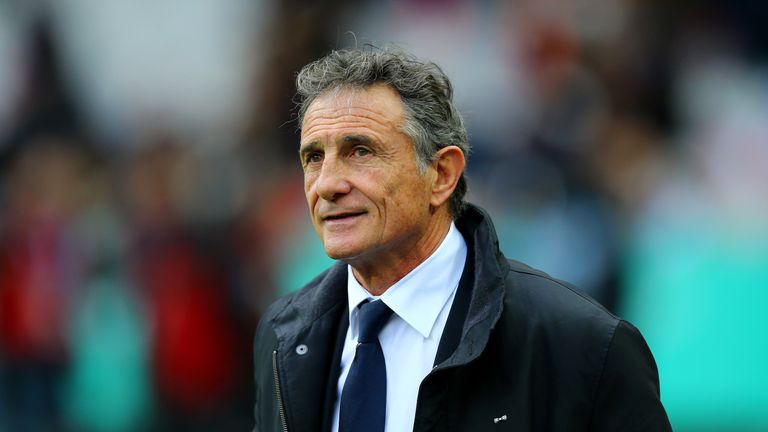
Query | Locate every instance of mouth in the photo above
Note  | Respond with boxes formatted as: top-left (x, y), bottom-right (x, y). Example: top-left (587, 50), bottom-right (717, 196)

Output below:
top-left (322, 211), bottom-right (367, 223)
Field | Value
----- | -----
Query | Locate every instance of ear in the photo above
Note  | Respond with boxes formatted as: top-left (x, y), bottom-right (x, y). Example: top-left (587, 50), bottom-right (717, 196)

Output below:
top-left (429, 145), bottom-right (465, 209)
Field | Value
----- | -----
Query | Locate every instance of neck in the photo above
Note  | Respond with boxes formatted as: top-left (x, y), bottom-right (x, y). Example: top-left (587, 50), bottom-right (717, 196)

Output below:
top-left (349, 212), bottom-right (453, 296)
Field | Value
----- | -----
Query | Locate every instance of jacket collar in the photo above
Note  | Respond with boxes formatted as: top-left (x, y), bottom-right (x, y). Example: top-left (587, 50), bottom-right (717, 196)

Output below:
top-left (440, 204), bottom-right (508, 368)
top-left (269, 262), bottom-right (348, 342)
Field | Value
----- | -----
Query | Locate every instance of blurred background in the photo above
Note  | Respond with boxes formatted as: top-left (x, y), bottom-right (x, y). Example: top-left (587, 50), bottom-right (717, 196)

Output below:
top-left (0, 0), bottom-right (766, 431)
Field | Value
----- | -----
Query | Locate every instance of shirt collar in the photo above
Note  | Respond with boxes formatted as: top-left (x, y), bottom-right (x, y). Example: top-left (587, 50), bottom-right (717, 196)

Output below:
top-left (347, 222), bottom-right (467, 339)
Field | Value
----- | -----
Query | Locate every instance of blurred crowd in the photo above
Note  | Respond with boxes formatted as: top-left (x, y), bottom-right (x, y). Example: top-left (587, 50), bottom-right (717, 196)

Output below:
top-left (0, 1), bottom-right (766, 431)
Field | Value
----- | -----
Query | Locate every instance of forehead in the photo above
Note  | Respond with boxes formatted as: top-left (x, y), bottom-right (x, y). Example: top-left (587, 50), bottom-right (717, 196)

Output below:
top-left (300, 84), bottom-right (406, 141)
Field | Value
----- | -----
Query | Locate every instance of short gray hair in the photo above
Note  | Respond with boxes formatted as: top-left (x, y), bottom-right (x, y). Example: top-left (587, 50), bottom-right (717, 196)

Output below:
top-left (295, 48), bottom-right (470, 218)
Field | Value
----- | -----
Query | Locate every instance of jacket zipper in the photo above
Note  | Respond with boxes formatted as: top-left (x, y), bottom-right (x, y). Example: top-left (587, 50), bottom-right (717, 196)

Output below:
top-left (272, 350), bottom-right (288, 432)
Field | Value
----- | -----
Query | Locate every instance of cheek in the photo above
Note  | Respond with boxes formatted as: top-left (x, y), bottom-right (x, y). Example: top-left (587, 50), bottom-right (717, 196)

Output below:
top-left (393, 172), bottom-right (431, 202)
top-left (304, 172), bottom-right (318, 193)
top-left (304, 180), bottom-right (318, 210)
top-left (383, 180), bottom-right (398, 196)
top-left (382, 176), bottom-right (427, 218)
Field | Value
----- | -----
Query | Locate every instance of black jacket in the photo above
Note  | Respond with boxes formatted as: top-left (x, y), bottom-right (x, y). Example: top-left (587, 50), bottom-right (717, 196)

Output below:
top-left (253, 205), bottom-right (671, 431)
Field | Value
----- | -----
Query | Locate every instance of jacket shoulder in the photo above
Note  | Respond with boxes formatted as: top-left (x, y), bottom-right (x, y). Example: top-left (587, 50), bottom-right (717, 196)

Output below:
top-left (505, 259), bottom-right (619, 325)
top-left (502, 261), bottom-right (622, 372)
top-left (255, 261), bottom-right (347, 347)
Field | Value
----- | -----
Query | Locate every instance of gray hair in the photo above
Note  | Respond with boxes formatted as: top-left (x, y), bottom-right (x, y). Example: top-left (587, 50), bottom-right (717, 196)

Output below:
top-left (295, 48), bottom-right (470, 218)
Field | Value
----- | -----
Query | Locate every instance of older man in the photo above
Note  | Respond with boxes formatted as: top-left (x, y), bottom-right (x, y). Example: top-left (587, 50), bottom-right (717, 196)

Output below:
top-left (253, 48), bottom-right (670, 432)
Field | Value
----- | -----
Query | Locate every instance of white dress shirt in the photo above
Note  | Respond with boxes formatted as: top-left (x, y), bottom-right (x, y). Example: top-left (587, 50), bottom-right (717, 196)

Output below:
top-left (331, 222), bottom-right (467, 432)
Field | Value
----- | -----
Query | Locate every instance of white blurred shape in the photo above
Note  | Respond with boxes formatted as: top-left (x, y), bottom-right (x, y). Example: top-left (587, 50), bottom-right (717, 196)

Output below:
top-left (46, 0), bottom-right (274, 146)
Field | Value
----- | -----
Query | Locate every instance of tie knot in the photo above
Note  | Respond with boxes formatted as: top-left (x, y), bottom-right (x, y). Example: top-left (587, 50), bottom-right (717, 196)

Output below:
top-left (357, 300), bottom-right (393, 343)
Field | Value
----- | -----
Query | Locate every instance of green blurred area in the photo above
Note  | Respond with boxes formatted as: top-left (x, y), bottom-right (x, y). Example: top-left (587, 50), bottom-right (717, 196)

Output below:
top-left (622, 215), bottom-right (768, 431)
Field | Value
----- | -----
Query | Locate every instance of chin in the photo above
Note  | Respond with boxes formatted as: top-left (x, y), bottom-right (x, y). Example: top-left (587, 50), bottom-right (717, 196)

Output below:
top-left (321, 231), bottom-right (368, 260)
top-left (322, 243), bottom-right (363, 261)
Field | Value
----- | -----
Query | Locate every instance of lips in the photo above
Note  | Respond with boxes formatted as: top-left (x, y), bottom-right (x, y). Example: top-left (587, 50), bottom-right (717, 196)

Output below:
top-left (322, 211), bottom-right (366, 221)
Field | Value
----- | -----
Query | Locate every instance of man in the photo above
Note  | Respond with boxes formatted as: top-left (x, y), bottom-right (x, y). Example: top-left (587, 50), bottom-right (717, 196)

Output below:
top-left (253, 48), bottom-right (671, 432)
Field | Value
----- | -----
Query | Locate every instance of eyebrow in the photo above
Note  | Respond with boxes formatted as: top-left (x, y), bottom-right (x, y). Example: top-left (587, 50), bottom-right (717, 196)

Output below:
top-left (341, 134), bottom-right (374, 146)
top-left (299, 141), bottom-right (321, 159)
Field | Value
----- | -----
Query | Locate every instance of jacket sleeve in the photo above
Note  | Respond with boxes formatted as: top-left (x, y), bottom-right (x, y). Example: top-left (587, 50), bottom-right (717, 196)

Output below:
top-left (590, 320), bottom-right (672, 431)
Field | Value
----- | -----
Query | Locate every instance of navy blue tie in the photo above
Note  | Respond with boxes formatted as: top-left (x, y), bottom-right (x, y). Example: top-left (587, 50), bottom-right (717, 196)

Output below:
top-left (339, 300), bottom-right (394, 432)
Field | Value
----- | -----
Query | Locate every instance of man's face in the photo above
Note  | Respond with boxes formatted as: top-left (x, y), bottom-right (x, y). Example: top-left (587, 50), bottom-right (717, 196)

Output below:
top-left (300, 84), bottom-right (435, 265)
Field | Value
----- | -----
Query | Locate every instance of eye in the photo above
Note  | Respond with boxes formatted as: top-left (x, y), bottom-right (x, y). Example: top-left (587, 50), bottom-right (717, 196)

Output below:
top-left (306, 152), bottom-right (323, 164)
top-left (352, 147), bottom-right (371, 157)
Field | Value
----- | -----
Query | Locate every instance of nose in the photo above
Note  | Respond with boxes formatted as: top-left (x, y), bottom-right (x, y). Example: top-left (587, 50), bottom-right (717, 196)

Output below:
top-left (314, 155), bottom-right (352, 201)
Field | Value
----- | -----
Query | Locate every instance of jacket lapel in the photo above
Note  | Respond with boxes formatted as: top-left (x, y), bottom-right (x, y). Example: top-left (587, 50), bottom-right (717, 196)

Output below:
top-left (437, 205), bottom-right (507, 370)
top-left (271, 263), bottom-right (348, 432)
